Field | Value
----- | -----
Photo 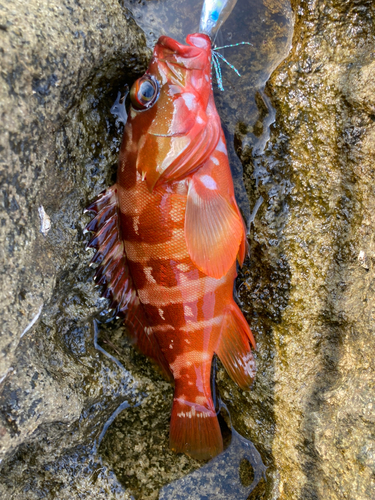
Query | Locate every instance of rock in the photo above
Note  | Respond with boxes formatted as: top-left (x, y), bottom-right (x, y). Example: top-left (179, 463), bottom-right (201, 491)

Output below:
top-left (235, 0), bottom-right (375, 498)
top-left (1, 0), bottom-right (374, 498)
top-left (0, 0), bottom-right (154, 496)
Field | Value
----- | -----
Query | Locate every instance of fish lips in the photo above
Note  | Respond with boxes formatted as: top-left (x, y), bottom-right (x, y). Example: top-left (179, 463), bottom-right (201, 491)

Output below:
top-left (155, 33), bottom-right (211, 70)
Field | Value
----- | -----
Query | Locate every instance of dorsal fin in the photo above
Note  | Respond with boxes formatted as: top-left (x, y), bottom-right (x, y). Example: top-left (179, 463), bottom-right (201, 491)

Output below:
top-left (85, 186), bottom-right (172, 380)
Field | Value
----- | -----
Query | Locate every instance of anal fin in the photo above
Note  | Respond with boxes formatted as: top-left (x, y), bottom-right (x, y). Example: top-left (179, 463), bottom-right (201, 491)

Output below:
top-left (85, 186), bottom-right (172, 381)
top-left (216, 301), bottom-right (256, 390)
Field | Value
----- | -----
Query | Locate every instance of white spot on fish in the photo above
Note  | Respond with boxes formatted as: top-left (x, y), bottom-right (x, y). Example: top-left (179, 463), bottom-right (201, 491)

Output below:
top-left (169, 85), bottom-right (181, 96)
top-left (181, 315), bottom-right (223, 332)
top-left (184, 305), bottom-right (194, 317)
top-left (195, 395), bottom-right (207, 405)
top-left (200, 175), bottom-right (217, 190)
top-left (152, 324), bottom-right (174, 332)
top-left (144, 326), bottom-right (153, 336)
top-left (177, 263), bottom-right (190, 272)
top-left (38, 205), bottom-right (51, 236)
top-left (170, 204), bottom-right (183, 222)
top-left (170, 351), bottom-right (210, 378)
top-left (182, 93), bottom-right (196, 111)
top-left (216, 137), bottom-right (227, 154)
top-left (196, 115), bottom-right (204, 125)
top-left (177, 406), bottom-right (209, 419)
top-left (158, 308), bottom-right (165, 320)
top-left (159, 67), bottom-right (168, 85)
top-left (211, 156), bottom-right (219, 165)
top-left (133, 215), bottom-right (140, 234)
top-left (241, 353), bottom-right (256, 379)
top-left (144, 267), bottom-right (157, 284)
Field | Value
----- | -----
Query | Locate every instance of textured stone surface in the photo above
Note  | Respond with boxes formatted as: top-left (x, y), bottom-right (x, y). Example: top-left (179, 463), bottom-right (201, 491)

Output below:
top-left (1, 0), bottom-right (375, 498)
top-left (235, 1), bottom-right (375, 498)
top-left (0, 0), bottom-right (151, 496)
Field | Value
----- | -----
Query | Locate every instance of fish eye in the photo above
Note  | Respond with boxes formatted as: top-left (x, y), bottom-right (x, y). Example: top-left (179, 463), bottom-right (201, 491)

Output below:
top-left (130, 75), bottom-right (159, 110)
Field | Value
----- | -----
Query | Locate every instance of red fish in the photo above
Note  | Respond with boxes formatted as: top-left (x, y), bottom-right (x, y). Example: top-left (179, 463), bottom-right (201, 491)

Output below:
top-left (86, 33), bottom-right (256, 460)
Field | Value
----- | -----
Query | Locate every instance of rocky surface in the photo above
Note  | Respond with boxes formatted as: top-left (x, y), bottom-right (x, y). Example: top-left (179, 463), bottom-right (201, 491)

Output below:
top-left (236, 0), bottom-right (375, 498)
top-left (0, 0), bottom-right (152, 497)
top-left (1, 0), bottom-right (375, 499)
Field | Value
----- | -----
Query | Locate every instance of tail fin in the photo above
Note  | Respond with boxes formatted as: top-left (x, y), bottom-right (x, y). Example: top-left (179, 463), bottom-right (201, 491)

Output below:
top-left (170, 396), bottom-right (223, 461)
top-left (216, 301), bottom-right (256, 390)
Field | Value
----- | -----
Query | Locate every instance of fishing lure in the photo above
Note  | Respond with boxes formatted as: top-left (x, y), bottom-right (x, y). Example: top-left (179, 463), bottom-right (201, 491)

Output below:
top-left (86, 1), bottom-right (255, 461)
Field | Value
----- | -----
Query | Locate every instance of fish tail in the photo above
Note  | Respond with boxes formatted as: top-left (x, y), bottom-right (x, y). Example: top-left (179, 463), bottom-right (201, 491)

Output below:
top-left (169, 382), bottom-right (223, 461)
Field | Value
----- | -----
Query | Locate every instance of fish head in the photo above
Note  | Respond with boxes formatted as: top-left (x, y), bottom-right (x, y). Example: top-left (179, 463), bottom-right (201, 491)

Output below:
top-left (125, 33), bottom-right (221, 191)
top-left (150, 33), bottom-right (212, 110)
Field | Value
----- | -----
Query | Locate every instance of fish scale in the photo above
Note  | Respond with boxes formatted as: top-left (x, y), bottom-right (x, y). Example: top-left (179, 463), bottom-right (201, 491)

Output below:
top-left (86, 32), bottom-right (255, 461)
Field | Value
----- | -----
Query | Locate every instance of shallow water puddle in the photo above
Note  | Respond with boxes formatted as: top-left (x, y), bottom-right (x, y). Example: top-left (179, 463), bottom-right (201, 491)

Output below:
top-left (159, 426), bottom-right (267, 500)
top-left (157, 398), bottom-right (267, 499)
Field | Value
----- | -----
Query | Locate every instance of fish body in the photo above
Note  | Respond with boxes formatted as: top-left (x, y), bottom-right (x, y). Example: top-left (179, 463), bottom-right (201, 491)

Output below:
top-left (86, 33), bottom-right (255, 460)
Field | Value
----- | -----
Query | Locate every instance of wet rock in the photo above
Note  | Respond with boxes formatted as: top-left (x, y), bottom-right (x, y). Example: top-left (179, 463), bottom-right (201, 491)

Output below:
top-left (1, 0), bottom-right (374, 498)
top-left (0, 0), bottom-right (154, 496)
top-left (0, 0), bottom-right (293, 497)
top-left (236, 0), bottom-right (375, 499)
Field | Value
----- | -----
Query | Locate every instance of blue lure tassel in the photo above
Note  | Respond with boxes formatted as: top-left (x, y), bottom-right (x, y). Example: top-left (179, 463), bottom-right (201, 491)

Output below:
top-left (211, 41), bottom-right (252, 91)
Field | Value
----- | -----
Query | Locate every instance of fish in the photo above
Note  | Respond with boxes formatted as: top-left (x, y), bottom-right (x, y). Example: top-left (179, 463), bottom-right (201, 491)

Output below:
top-left (86, 32), bottom-right (256, 461)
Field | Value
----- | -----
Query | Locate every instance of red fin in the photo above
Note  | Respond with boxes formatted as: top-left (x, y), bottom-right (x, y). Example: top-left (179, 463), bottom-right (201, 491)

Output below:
top-left (216, 302), bottom-right (256, 390)
top-left (237, 215), bottom-right (249, 266)
top-left (85, 186), bottom-right (172, 381)
top-left (170, 397), bottom-right (223, 461)
top-left (185, 177), bottom-right (243, 279)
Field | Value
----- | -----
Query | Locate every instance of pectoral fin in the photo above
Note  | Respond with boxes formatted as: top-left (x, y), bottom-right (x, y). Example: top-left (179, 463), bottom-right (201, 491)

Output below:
top-left (185, 176), bottom-right (244, 279)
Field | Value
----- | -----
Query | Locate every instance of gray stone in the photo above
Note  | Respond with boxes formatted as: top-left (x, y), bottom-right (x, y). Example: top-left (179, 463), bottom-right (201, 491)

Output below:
top-left (1, 0), bottom-right (374, 498)
top-left (0, 0), bottom-right (151, 496)
top-left (236, 1), bottom-right (375, 498)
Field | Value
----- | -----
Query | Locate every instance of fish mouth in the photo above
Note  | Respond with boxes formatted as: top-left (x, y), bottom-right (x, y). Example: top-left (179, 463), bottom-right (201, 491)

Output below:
top-left (155, 34), bottom-right (211, 70)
